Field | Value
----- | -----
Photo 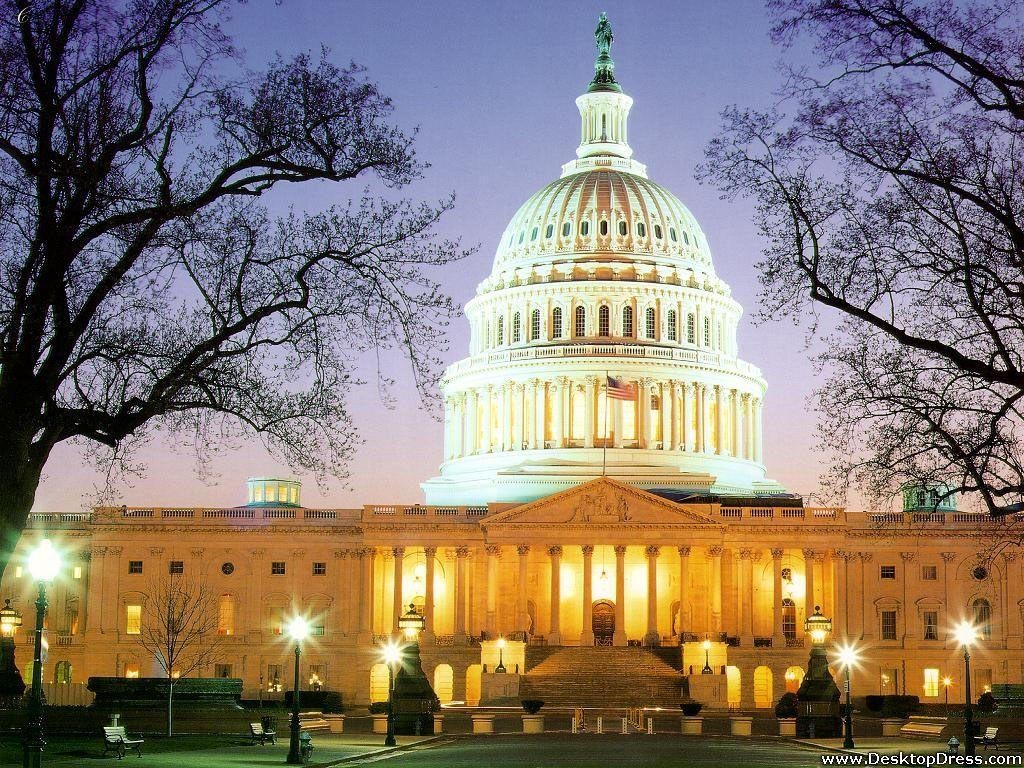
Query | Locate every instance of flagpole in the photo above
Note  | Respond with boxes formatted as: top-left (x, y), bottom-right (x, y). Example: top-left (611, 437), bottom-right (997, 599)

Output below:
top-left (603, 371), bottom-right (609, 477)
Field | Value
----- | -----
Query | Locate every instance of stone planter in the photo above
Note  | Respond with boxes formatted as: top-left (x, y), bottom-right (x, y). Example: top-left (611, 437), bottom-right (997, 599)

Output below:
top-left (372, 714), bottom-right (388, 734)
top-left (680, 716), bottom-right (703, 735)
top-left (778, 718), bottom-right (797, 736)
top-left (730, 716), bottom-right (753, 736)
top-left (471, 713), bottom-right (495, 734)
top-left (324, 713), bottom-right (345, 734)
top-left (433, 713), bottom-right (444, 734)
top-left (881, 718), bottom-right (906, 737)
top-left (522, 714), bottom-right (545, 733)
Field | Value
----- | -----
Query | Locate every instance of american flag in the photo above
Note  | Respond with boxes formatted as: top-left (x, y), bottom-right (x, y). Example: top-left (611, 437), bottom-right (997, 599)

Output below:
top-left (606, 375), bottom-right (635, 401)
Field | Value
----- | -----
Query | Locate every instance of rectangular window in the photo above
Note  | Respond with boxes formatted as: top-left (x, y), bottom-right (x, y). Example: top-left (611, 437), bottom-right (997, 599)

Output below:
top-left (214, 664), bottom-right (233, 679)
top-left (881, 610), bottom-right (897, 640)
top-left (267, 664), bottom-right (283, 691)
top-left (312, 562), bottom-right (327, 576)
top-left (921, 565), bottom-right (938, 580)
top-left (218, 595), bottom-right (234, 636)
top-left (880, 668), bottom-right (898, 694)
top-left (128, 560), bottom-right (143, 574)
top-left (126, 605), bottom-right (141, 635)
top-left (311, 624), bottom-right (325, 637)
top-left (168, 560), bottom-right (183, 575)
top-left (271, 561), bottom-right (286, 575)
top-left (923, 668), bottom-right (940, 697)
top-left (880, 565), bottom-right (896, 580)
top-left (270, 606), bottom-right (284, 636)
top-left (309, 664), bottom-right (325, 689)
top-left (73, 566), bottom-right (82, 579)
top-left (923, 611), bottom-right (939, 640)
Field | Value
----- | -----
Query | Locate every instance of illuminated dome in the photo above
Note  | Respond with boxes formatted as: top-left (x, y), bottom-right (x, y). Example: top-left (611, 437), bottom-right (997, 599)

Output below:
top-left (422, 15), bottom-right (784, 505)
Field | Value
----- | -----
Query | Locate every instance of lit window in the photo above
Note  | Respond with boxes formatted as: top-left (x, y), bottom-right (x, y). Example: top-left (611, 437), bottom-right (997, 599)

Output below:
top-left (128, 561), bottom-right (143, 575)
top-left (921, 565), bottom-right (937, 581)
top-left (923, 668), bottom-right (939, 697)
top-left (667, 310), bottom-right (677, 341)
top-left (126, 605), bottom-right (141, 635)
top-left (880, 565), bottom-right (896, 579)
top-left (598, 306), bottom-right (610, 337)
top-left (782, 598), bottom-right (796, 639)
top-left (218, 594), bottom-right (234, 636)
top-left (512, 312), bottom-right (521, 343)
top-left (923, 611), bottom-right (938, 640)
top-left (270, 606), bottom-right (284, 635)
top-left (14, 566), bottom-right (22, 578)
top-left (125, 665), bottom-right (140, 679)
top-left (313, 562), bottom-right (327, 576)
top-left (54, 660), bottom-right (72, 684)
top-left (73, 566), bottom-right (82, 580)
top-left (214, 663), bottom-right (233, 678)
top-left (169, 560), bottom-right (183, 575)
top-left (646, 308), bottom-right (656, 339)
top-left (311, 624), bottom-right (326, 637)
top-left (622, 306), bottom-right (634, 337)
top-left (574, 306), bottom-right (586, 337)
top-left (973, 598), bottom-right (992, 639)
top-left (881, 610), bottom-right (897, 640)
top-left (271, 561), bottom-right (286, 575)
top-left (530, 309), bottom-right (541, 341)
top-left (552, 307), bottom-right (563, 338)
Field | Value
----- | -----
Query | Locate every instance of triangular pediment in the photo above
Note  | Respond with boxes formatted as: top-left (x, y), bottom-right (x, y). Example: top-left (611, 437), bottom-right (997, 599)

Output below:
top-left (481, 477), bottom-right (722, 528)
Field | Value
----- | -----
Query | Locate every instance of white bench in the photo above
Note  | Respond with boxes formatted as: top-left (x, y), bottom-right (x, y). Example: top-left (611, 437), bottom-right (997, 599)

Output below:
top-left (250, 721), bottom-right (277, 745)
top-left (102, 726), bottom-right (144, 759)
top-left (981, 726), bottom-right (999, 750)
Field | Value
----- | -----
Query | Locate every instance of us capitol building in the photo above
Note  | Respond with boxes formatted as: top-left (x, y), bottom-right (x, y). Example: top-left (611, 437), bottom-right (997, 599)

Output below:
top-left (3, 17), bottom-right (1021, 712)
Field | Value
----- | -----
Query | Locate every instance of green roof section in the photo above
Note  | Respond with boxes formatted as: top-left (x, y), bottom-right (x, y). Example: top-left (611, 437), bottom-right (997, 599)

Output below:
top-left (588, 12), bottom-right (622, 93)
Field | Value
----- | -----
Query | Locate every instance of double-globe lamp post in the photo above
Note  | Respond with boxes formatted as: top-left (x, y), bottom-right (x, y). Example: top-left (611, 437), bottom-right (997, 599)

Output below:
top-left (955, 622), bottom-right (977, 757)
top-left (285, 617), bottom-right (310, 765)
top-left (836, 645), bottom-right (858, 750)
top-left (382, 643), bottom-right (402, 747)
top-left (23, 539), bottom-right (61, 768)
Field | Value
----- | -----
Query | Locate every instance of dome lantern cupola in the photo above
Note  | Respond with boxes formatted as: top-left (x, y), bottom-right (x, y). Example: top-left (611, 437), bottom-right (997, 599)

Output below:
top-left (575, 12), bottom-right (634, 163)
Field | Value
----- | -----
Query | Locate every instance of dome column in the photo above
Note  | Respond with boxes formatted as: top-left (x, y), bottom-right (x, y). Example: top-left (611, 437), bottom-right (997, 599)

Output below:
top-left (466, 389), bottom-right (478, 454)
top-left (744, 393), bottom-right (754, 460)
top-left (669, 382), bottom-right (680, 451)
top-left (660, 381), bottom-right (672, 450)
top-left (584, 378), bottom-right (596, 448)
top-left (715, 385), bottom-right (725, 455)
top-left (682, 383), bottom-right (693, 452)
top-left (498, 384), bottom-right (509, 451)
top-left (532, 380), bottom-right (545, 449)
top-left (731, 389), bottom-right (741, 456)
top-left (697, 384), bottom-right (708, 453)
top-left (481, 386), bottom-right (493, 452)
top-left (512, 383), bottom-right (525, 450)
top-left (453, 395), bottom-right (464, 458)
top-left (754, 398), bottom-right (764, 462)
top-left (638, 379), bottom-right (650, 448)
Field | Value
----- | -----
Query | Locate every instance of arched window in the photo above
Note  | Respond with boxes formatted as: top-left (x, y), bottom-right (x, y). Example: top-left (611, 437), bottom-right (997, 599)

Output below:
top-left (497, 316), bottom-right (504, 346)
top-left (574, 306), bottom-right (586, 337)
top-left (600, 220), bottom-right (609, 236)
top-left (667, 310), bottom-right (677, 341)
top-left (686, 314), bottom-right (695, 344)
top-left (552, 307), bottom-right (563, 339)
top-left (580, 220), bottom-right (590, 236)
top-left (973, 598), bottom-right (992, 640)
top-left (703, 317), bottom-right (711, 346)
top-left (545, 224), bottom-right (553, 238)
top-left (598, 305), bottom-right (610, 337)
top-left (637, 222), bottom-right (646, 237)
top-left (518, 231), bottom-right (524, 244)
top-left (530, 227), bottom-right (538, 241)
top-left (617, 220), bottom-right (627, 236)
top-left (645, 307), bottom-right (656, 339)
top-left (782, 598), bottom-right (797, 639)
top-left (670, 227), bottom-right (678, 242)
top-left (54, 660), bottom-right (72, 685)
top-left (530, 309), bottom-right (541, 341)
top-left (622, 306), bottom-right (634, 337)
top-left (218, 594), bottom-right (235, 636)
top-left (654, 224), bottom-right (663, 239)
top-left (512, 312), bottom-right (521, 343)
top-left (683, 231), bottom-right (690, 245)
top-left (562, 221), bottom-right (571, 238)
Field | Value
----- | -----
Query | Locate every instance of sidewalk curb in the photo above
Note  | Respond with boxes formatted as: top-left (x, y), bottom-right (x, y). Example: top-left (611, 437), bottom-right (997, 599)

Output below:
top-left (321, 735), bottom-right (447, 765)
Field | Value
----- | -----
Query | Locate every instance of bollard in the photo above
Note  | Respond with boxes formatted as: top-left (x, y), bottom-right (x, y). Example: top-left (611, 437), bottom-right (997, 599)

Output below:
top-left (572, 716), bottom-right (578, 734)
top-left (621, 717), bottom-right (628, 734)
top-left (647, 717), bottom-right (653, 734)
top-left (596, 716), bottom-right (603, 734)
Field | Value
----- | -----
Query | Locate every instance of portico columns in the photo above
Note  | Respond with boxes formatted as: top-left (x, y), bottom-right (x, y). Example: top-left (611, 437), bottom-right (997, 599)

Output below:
top-left (715, 385), bottom-right (724, 455)
top-left (771, 548), bottom-right (785, 644)
top-left (423, 547), bottom-right (437, 641)
top-left (581, 546), bottom-right (595, 645)
top-left (613, 546), bottom-right (627, 646)
top-left (584, 378), bottom-right (596, 448)
top-left (481, 388), bottom-right (492, 452)
top-left (660, 382), bottom-right (671, 449)
top-left (644, 546), bottom-right (660, 645)
top-left (548, 546), bottom-right (563, 645)
top-left (669, 383), bottom-right (680, 451)
top-left (466, 389), bottom-right (478, 454)
top-left (677, 546), bottom-right (690, 640)
top-left (744, 394), bottom-right (753, 460)
top-left (486, 545), bottom-right (500, 637)
top-left (708, 546), bottom-right (723, 634)
top-left (517, 546), bottom-right (531, 634)
top-left (739, 549), bottom-right (753, 646)
top-left (357, 548), bottom-right (374, 643)
top-left (455, 546), bottom-right (469, 642)
top-left (696, 384), bottom-right (707, 452)
top-left (681, 384), bottom-right (692, 452)
top-left (803, 549), bottom-right (816, 645)
top-left (391, 546), bottom-right (405, 633)
top-left (512, 383), bottom-right (525, 449)
top-left (638, 379), bottom-right (650, 448)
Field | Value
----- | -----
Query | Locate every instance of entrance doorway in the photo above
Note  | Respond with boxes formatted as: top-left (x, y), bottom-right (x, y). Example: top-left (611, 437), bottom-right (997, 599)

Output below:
top-left (592, 600), bottom-right (615, 646)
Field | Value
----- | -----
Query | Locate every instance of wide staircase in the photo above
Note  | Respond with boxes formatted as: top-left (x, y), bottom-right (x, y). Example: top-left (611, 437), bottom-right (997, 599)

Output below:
top-left (518, 646), bottom-right (685, 708)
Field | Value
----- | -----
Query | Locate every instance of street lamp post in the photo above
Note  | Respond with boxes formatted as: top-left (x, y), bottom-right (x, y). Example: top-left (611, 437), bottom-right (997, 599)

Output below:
top-left (837, 645), bottom-right (858, 749)
top-left (943, 676), bottom-right (952, 715)
top-left (382, 643), bottom-right (402, 746)
top-left (955, 623), bottom-right (977, 757)
top-left (701, 639), bottom-right (713, 674)
top-left (23, 539), bottom-right (61, 768)
top-left (495, 637), bottom-right (507, 674)
top-left (285, 617), bottom-right (309, 765)
top-left (0, 598), bottom-right (25, 706)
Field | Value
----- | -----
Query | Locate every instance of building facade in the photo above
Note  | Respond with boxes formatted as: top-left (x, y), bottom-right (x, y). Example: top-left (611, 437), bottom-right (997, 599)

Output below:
top-left (2, 17), bottom-right (1021, 712)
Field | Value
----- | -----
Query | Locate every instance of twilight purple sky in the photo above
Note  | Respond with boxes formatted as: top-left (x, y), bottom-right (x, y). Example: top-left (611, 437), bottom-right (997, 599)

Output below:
top-left (34, 0), bottom-right (838, 512)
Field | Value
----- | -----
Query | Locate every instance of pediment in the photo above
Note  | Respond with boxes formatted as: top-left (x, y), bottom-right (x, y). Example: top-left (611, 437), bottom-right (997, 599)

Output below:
top-left (480, 477), bottom-right (721, 528)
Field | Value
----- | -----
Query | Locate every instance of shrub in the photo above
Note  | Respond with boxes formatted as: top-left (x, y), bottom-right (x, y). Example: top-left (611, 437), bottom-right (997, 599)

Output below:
top-left (864, 695), bottom-right (920, 718)
top-left (284, 689), bottom-right (343, 712)
top-left (680, 701), bottom-right (703, 716)
top-left (368, 701), bottom-right (389, 714)
top-left (977, 692), bottom-right (996, 713)
top-left (774, 692), bottom-right (799, 718)
top-left (521, 699), bottom-right (544, 714)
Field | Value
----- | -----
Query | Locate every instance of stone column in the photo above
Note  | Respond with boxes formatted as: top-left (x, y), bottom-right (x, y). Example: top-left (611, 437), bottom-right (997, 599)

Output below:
top-left (481, 387), bottom-right (492, 453)
top-left (584, 378), bottom-right (596, 448)
top-left (423, 547), bottom-right (437, 641)
top-left (803, 549), bottom-right (817, 644)
top-left (715, 385), bottom-right (724, 455)
top-left (753, 398), bottom-right (763, 462)
top-left (101, 546), bottom-right (123, 633)
top-left (455, 546), bottom-right (469, 642)
top-left (581, 545), bottom-right (595, 645)
top-left (391, 546), bottom-right (405, 633)
top-left (638, 379), bottom-right (650, 448)
top-left (548, 546), bottom-right (562, 645)
top-left (709, 546), bottom-right (723, 635)
top-left (333, 549), bottom-right (349, 636)
top-left (669, 382), bottom-right (680, 451)
top-left (512, 383), bottom-right (525, 450)
top-left (677, 546), bottom-right (690, 640)
top-left (644, 546), bottom-right (660, 645)
top-left (859, 552), bottom-right (874, 640)
top-left (466, 389), bottom-right (478, 454)
top-left (771, 548), bottom-right (785, 644)
top-left (900, 551), bottom-right (916, 646)
top-left (614, 546), bottom-right (627, 646)
top-left (661, 382), bottom-right (671, 449)
top-left (940, 552), bottom-right (956, 643)
top-left (357, 548), bottom-right (374, 643)
top-left (696, 384), bottom-right (706, 452)
top-left (485, 545), bottom-right (500, 637)
top-left (834, 550), bottom-right (849, 639)
top-left (739, 549), bottom-right (754, 646)
top-left (744, 394), bottom-right (754, 460)
top-left (517, 545), bottom-right (531, 634)
top-left (731, 390), bottom-right (741, 456)
top-left (1004, 553), bottom-right (1020, 648)
top-left (682, 383), bottom-right (693, 452)
top-left (534, 380), bottom-right (546, 449)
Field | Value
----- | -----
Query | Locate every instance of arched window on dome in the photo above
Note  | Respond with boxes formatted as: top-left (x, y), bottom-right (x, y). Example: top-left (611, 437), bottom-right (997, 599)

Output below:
top-left (562, 221), bottom-right (571, 238)
top-left (580, 220), bottom-right (590, 237)
top-left (600, 220), bottom-right (609, 237)
top-left (617, 220), bottom-right (627, 237)
top-left (683, 231), bottom-right (690, 245)
top-left (686, 313), bottom-right (696, 344)
top-left (545, 224), bottom-right (554, 239)
top-left (574, 306), bottom-right (586, 338)
top-left (622, 306), bottom-right (634, 338)
top-left (667, 310), bottom-right (677, 341)
top-left (654, 224), bottom-right (663, 240)
top-left (531, 309), bottom-right (541, 341)
top-left (530, 227), bottom-right (538, 242)
top-left (645, 307), bottom-right (656, 339)
top-left (497, 316), bottom-right (504, 346)
top-left (670, 227), bottom-right (678, 242)
top-left (598, 305), bottom-right (610, 337)
top-left (518, 231), bottom-right (524, 244)
top-left (552, 307), bottom-right (563, 339)
top-left (703, 317), bottom-right (711, 347)
top-left (637, 222), bottom-right (646, 238)
top-left (973, 598), bottom-right (992, 640)
top-left (512, 312), bottom-right (522, 344)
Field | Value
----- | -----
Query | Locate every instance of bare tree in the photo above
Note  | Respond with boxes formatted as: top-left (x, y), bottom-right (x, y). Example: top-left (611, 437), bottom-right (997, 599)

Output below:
top-left (701, 0), bottom-right (1024, 518)
top-left (0, 0), bottom-right (466, 576)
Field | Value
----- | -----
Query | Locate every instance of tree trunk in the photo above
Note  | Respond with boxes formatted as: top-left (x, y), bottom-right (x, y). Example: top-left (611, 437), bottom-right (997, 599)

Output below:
top-left (0, 402), bottom-right (51, 580)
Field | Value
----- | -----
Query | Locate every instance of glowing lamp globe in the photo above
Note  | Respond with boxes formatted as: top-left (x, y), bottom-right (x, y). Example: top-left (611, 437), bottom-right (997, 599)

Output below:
top-left (28, 539), bottom-right (61, 582)
top-left (286, 616), bottom-right (309, 642)
top-left (805, 606), bottom-right (832, 645)
top-left (0, 599), bottom-right (21, 637)
top-left (702, 639), bottom-right (711, 651)
top-left (836, 644), bottom-right (858, 669)
top-left (382, 642), bottom-right (402, 666)
top-left (954, 622), bottom-right (977, 647)
top-left (398, 603), bottom-right (425, 640)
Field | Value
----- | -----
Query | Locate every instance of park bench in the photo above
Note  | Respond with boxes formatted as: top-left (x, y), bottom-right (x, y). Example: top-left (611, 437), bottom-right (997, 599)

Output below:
top-left (981, 726), bottom-right (999, 750)
top-left (250, 721), bottom-right (277, 745)
top-left (102, 725), bottom-right (144, 759)
top-left (900, 717), bottom-right (946, 738)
